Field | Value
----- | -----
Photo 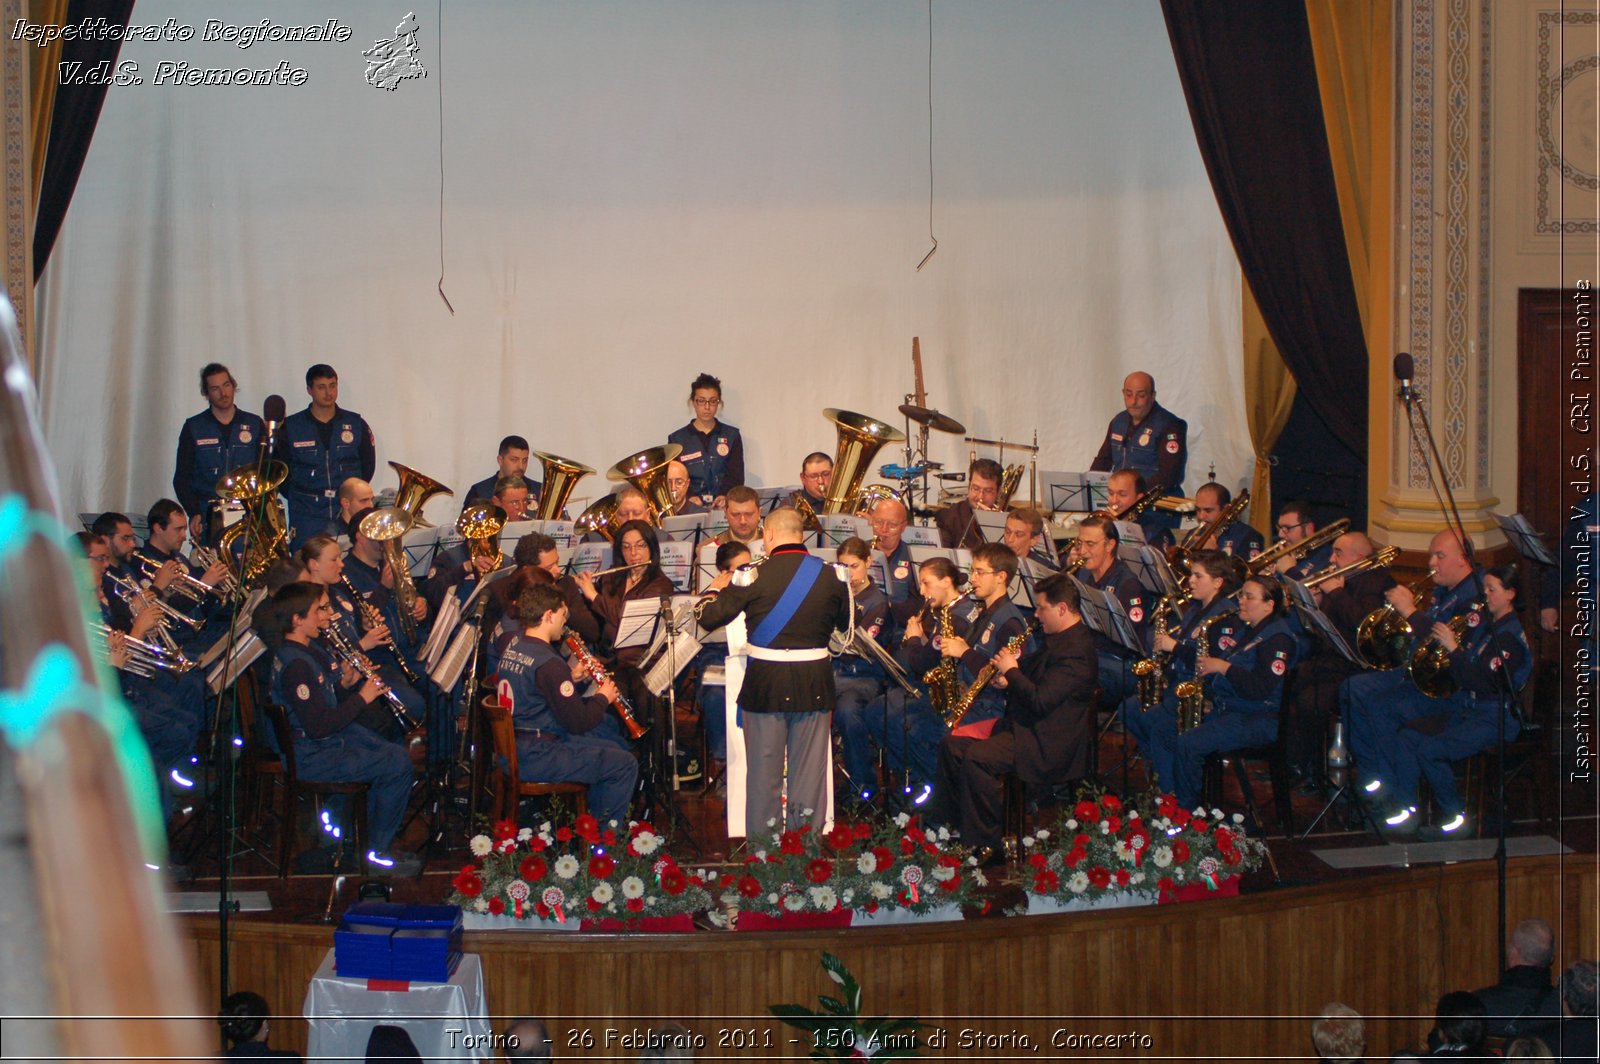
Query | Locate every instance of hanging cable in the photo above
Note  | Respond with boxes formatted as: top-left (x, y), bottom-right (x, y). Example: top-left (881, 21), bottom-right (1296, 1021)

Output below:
top-left (916, 0), bottom-right (938, 272)
top-left (436, 0), bottom-right (454, 314)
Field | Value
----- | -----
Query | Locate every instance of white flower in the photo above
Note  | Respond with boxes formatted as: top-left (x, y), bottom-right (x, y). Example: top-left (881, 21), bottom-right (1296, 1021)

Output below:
top-left (842, 890), bottom-right (854, 904)
top-left (1192, 806), bottom-right (1207, 818)
top-left (591, 881), bottom-right (615, 904)
top-left (469, 834), bottom-right (493, 857)
top-left (1067, 872), bottom-right (1089, 894)
top-left (1022, 836), bottom-right (1036, 848)
top-left (1152, 846), bottom-right (1174, 868)
top-left (539, 821), bottom-right (552, 834)
top-left (808, 886), bottom-right (838, 911)
top-left (1233, 813), bottom-right (1245, 824)
top-left (1100, 821), bottom-right (1111, 834)
top-left (1065, 819), bottom-right (1078, 830)
top-left (1036, 828), bottom-right (1051, 840)
top-left (517, 827), bottom-right (533, 842)
top-left (1114, 841), bottom-right (1134, 862)
top-left (767, 893), bottom-right (779, 904)
top-left (754, 849), bottom-right (768, 861)
top-left (869, 882), bottom-right (893, 900)
top-left (937, 826), bottom-right (950, 841)
top-left (621, 876), bottom-right (646, 899)
top-left (894, 812), bottom-right (911, 828)
top-left (631, 830), bottom-right (660, 856)
top-left (473, 898), bottom-right (489, 912)
top-left (645, 897), bottom-right (656, 907)
top-left (932, 864), bottom-right (955, 883)
top-left (707, 910), bottom-right (729, 928)
top-left (553, 855), bottom-right (580, 880)
top-left (973, 869), bottom-right (988, 888)
top-left (1129, 811), bottom-right (1141, 821)
top-left (1211, 808), bottom-right (1224, 819)
top-left (857, 853), bottom-right (878, 874)
top-left (924, 828), bottom-right (937, 843)
top-left (1130, 872), bottom-right (1145, 885)
top-left (783, 893), bottom-right (806, 911)
top-left (1174, 868), bottom-right (1186, 881)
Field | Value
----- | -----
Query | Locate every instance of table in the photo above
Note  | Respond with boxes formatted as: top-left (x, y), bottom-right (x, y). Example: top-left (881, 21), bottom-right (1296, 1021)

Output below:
top-left (302, 949), bottom-right (492, 1063)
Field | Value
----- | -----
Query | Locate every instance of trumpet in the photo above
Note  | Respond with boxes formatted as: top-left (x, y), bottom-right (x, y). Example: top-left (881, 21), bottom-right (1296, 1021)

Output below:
top-left (322, 623), bottom-right (421, 732)
top-left (190, 546), bottom-right (240, 598)
top-left (562, 630), bottom-right (649, 739)
top-left (1248, 518), bottom-right (1351, 575)
top-left (131, 550), bottom-right (218, 606)
top-left (91, 622), bottom-right (195, 677)
top-left (107, 570), bottom-right (204, 632)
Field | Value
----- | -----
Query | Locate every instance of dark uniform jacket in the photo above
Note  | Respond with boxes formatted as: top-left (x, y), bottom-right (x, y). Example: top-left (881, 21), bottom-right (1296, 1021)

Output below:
top-left (1089, 401), bottom-right (1188, 496)
top-left (1083, 558), bottom-right (1151, 656)
top-left (173, 407), bottom-right (266, 518)
top-left (667, 420), bottom-right (744, 506)
top-left (996, 621), bottom-right (1098, 783)
top-left (276, 406), bottom-right (375, 528)
top-left (695, 542), bottom-right (851, 714)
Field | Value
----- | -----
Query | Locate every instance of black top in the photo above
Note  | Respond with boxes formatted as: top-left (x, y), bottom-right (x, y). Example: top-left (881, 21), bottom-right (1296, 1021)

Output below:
top-left (998, 622), bottom-right (1098, 783)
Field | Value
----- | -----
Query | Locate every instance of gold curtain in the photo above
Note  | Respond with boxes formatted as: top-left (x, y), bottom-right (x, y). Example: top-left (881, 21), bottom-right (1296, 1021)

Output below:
top-left (1304, 0), bottom-right (1394, 519)
top-left (26, 0), bottom-right (65, 211)
top-left (1242, 287), bottom-right (1296, 534)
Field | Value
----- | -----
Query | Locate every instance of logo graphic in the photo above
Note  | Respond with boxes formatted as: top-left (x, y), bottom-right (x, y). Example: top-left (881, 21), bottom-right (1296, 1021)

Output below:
top-left (364, 12), bottom-right (426, 91)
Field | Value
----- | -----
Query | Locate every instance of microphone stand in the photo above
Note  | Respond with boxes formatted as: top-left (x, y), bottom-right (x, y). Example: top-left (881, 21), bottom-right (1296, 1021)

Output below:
top-left (1397, 372), bottom-right (1510, 978)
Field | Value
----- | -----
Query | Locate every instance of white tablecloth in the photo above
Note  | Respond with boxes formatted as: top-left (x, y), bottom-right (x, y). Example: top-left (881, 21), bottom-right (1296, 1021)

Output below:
top-left (303, 949), bottom-right (492, 1063)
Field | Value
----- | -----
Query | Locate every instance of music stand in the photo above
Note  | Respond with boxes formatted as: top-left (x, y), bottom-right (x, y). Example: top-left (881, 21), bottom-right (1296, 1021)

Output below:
top-left (1113, 520), bottom-right (1148, 547)
top-left (1494, 512), bottom-right (1557, 567)
top-left (660, 512), bottom-right (723, 543)
top-left (559, 542), bottom-right (612, 576)
top-left (817, 514), bottom-right (869, 548)
top-left (1122, 543), bottom-right (1180, 599)
top-left (511, 518), bottom-right (576, 551)
top-left (900, 525), bottom-right (940, 547)
top-left (1070, 578), bottom-right (1144, 792)
top-left (1038, 470), bottom-right (1108, 515)
top-left (657, 541), bottom-right (695, 591)
top-left (757, 486), bottom-right (795, 513)
top-left (401, 523), bottom-right (442, 579)
top-left (972, 509), bottom-right (1008, 544)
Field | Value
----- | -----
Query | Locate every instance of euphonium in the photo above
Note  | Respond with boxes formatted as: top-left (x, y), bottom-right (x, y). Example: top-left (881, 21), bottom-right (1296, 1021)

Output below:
top-left (359, 506), bottom-right (422, 644)
top-left (532, 450), bottom-right (596, 520)
top-left (1173, 606), bottom-right (1238, 734)
top-left (1169, 489), bottom-right (1250, 578)
top-left (1354, 570), bottom-right (1435, 670)
top-left (458, 501), bottom-right (507, 573)
top-left (945, 622), bottom-right (1035, 728)
top-left (215, 459), bottom-right (290, 588)
top-left (996, 463), bottom-right (1025, 509)
top-left (388, 460), bottom-right (453, 527)
top-left (575, 445), bottom-right (683, 541)
top-left (1406, 603), bottom-right (1483, 699)
top-left (923, 591), bottom-right (972, 724)
top-left (819, 408), bottom-right (906, 514)
top-left (1248, 517), bottom-right (1351, 575)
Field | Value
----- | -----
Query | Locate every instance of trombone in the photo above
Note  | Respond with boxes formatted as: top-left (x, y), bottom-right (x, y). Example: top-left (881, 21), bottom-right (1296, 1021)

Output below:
top-left (1248, 518), bottom-right (1351, 575)
top-left (1301, 544), bottom-right (1399, 589)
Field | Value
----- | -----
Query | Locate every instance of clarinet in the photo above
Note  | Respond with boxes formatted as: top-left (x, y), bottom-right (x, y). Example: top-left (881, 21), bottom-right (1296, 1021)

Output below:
top-left (339, 574), bottom-right (424, 686)
top-left (323, 625), bottom-right (421, 732)
top-left (562, 630), bottom-right (649, 740)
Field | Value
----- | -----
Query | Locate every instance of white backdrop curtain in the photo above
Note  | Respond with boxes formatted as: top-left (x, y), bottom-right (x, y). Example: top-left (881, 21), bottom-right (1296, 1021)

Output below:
top-left (36, 0), bottom-right (1247, 521)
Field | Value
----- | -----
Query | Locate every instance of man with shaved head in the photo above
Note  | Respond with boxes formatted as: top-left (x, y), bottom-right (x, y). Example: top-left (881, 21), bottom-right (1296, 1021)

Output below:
top-left (1089, 371), bottom-right (1189, 500)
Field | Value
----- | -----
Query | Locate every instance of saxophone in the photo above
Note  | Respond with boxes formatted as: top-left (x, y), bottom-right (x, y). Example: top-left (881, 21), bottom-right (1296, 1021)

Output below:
top-left (1132, 591), bottom-right (1189, 711)
top-left (922, 591), bottom-right (973, 723)
top-left (944, 622), bottom-right (1036, 728)
top-left (1172, 607), bottom-right (1238, 733)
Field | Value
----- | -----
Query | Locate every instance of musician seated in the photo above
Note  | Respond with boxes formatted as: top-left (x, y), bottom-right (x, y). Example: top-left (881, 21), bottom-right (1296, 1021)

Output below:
top-left (516, 532), bottom-right (600, 647)
top-left (1284, 531), bottom-right (1395, 784)
top-left (836, 557), bottom-right (977, 804)
top-left (425, 477), bottom-right (521, 611)
top-left (337, 478), bottom-right (375, 531)
top-left (1073, 514), bottom-right (1152, 706)
top-left (300, 535), bottom-right (426, 744)
top-left (78, 531), bottom-right (205, 817)
top-left (933, 574), bottom-right (1097, 864)
top-left (830, 536), bottom-right (894, 803)
top-left (695, 540), bottom-right (752, 777)
top-left (1271, 500), bottom-right (1331, 579)
top-left (936, 458), bottom-right (1003, 552)
top-left (1155, 574), bottom-right (1299, 810)
top-left (1104, 469), bottom-right (1173, 551)
top-left (254, 581), bottom-right (420, 875)
top-left (716, 485), bottom-right (764, 546)
top-left (664, 459), bottom-right (708, 516)
top-left (464, 434), bottom-right (541, 511)
top-left (1356, 562), bottom-right (1529, 838)
top-left (139, 498), bottom-right (232, 652)
top-left (1001, 506), bottom-right (1058, 570)
top-left (868, 496), bottom-right (922, 617)
top-left (1122, 550), bottom-right (1247, 791)
top-left (493, 583), bottom-right (640, 825)
top-left (343, 508), bottom-right (430, 660)
top-left (575, 519), bottom-right (675, 734)
top-left (788, 452), bottom-right (833, 514)
top-left (667, 372), bottom-right (744, 510)
top-left (1193, 482), bottom-right (1263, 562)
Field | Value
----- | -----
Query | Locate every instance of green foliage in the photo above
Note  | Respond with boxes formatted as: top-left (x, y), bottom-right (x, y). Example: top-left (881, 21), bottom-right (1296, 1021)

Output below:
top-left (769, 952), bottom-right (924, 1059)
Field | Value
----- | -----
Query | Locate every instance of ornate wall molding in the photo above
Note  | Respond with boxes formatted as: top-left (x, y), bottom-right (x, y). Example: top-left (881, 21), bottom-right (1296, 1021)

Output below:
top-left (1534, 9), bottom-right (1599, 234)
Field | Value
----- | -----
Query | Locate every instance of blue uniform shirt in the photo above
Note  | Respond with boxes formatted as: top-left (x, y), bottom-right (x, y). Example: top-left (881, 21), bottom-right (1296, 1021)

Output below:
top-left (666, 421), bottom-right (744, 507)
top-left (1214, 521), bottom-right (1265, 562)
top-left (1090, 402), bottom-right (1188, 496)
top-left (173, 408), bottom-right (267, 517)
top-left (277, 406), bottom-right (376, 537)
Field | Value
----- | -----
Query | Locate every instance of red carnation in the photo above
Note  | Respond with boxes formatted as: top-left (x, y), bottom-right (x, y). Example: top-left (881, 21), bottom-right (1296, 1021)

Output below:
top-left (899, 837), bottom-right (915, 855)
top-left (586, 898), bottom-right (602, 912)
top-left (574, 813), bottom-right (600, 840)
top-left (853, 822), bottom-right (872, 839)
top-left (661, 867), bottom-right (687, 895)
top-left (492, 818), bottom-right (518, 841)
top-left (1105, 816), bottom-right (1122, 834)
top-left (1115, 868), bottom-right (1130, 886)
top-left (1158, 876), bottom-right (1176, 897)
top-left (738, 876), bottom-right (762, 898)
top-left (1028, 853), bottom-right (1048, 869)
top-left (1073, 833), bottom-right (1091, 848)
top-left (1224, 848), bottom-right (1242, 866)
top-left (872, 846), bottom-right (894, 868)
top-left (779, 831), bottom-right (805, 856)
top-left (827, 825), bottom-right (854, 850)
top-left (1087, 866), bottom-right (1111, 889)
top-left (937, 853), bottom-right (959, 868)
top-left (1157, 795), bottom-right (1179, 819)
top-left (602, 829), bottom-right (617, 846)
top-left (1033, 870), bottom-right (1060, 894)
top-left (519, 856), bottom-right (547, 882)
top-left (535, 902), bottom-right (550, 918)
top-left (626, 897), bottom-right (644, 912)
top-left (453, 867), bottom-right (484, 897)
top-left (1172, 840), bottom-right (1191, 863)
top-left (922, 842), bottom-right (938, 856)
top-left (805, 858), bottom-right (833, 884)
top-left (1066, 846), bottom-right (1087, 868)
top-left (529, 836), bottom-right (548, 852)
top-left (1100, 793), bottom-right (1123, 813)
top-left (487, 896), bottom-right (505, 915)
top-left (1170, 807), bottom-right (1191, 827)
top-left (555, 826), bottom-right (573, 842)
top-left (589, 854), bottom-right (615, 879)
top-left (1073, 800), bottom-right (1099, 822)
top-left (938, 876), bottom-right (959, 893)
top-left (1191, 819), bottom-right (1210, 834)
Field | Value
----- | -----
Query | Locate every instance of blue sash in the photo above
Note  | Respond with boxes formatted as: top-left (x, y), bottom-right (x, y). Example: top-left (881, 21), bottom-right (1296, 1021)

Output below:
top-left (749, 554), bottom-right (824, 647)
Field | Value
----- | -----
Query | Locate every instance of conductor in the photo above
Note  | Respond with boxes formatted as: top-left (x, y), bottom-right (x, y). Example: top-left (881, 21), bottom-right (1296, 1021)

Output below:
top-left (696, 507), bottom-right (852, 833)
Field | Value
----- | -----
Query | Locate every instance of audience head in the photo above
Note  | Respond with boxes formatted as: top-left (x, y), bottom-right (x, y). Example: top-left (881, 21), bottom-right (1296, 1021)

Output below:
top-left (1311, 1003), bottom-right (1365, 1063)
top-left (1560, 959), bottom-right (1599, 1017)
top-left (1510, 917), bottom-right (1556, 969)
top-left (1431, 990), bottom-right (1486, 1052)
top-left (218, 990), bottom-right (271, 1047)
top-left (638, 1022), bottom-right (697, 1061)
top-left (1503, 1036), bottom-right (1555, 1061)
top-left (503, 1017), bottom-right (553, 1061)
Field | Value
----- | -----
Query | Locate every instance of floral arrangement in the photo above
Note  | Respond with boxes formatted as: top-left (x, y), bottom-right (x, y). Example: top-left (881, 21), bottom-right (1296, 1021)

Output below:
top-left (1016, 790), bottom-right (1266, 906)
top-left (718, 811), bottom-right (985, 923)
top-left (770, 952), bottom-right (924, 1059)
top-left (447, 814), bottom-right (715, 925)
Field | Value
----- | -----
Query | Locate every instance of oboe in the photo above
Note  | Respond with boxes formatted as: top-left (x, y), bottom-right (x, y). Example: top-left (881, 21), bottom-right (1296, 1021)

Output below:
top-left (562, 630), bottom-right (649, 740)
top-left (323, 625), bottom-right (421, 732)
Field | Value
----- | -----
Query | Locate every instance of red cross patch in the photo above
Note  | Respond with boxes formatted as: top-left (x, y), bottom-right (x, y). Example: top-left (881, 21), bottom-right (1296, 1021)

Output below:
top-left (1165, 439), bottom-right (1180, 454)
top-left (1270, 659), bottom-right (1287, 676)
top-left (1128, 606), bottom-right (1144, 623)
top-left (1467, 611), bottom-right (1481, 627)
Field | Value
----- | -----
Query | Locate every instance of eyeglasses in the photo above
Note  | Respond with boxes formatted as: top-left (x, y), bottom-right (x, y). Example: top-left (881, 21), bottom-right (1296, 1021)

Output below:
top-left (1275, 521), bottom-right (1305, 535)
top-left (691, 397), bottom-right (722, 408)
top-left (1077, 538), bottom-right (1105, 549)
top-left (970, 567), bottom-right (995, 577)
top-left (802, 471), bottom-right (830, 481)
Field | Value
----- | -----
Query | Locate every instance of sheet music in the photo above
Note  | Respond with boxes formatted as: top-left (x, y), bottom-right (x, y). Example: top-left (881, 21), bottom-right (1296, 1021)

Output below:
top-left (207, 631), bottom-right (266, 695)
top-left (614, 598), bottom-right (664, 649)
top-left (900, 525), bottom-right (941, 547)
top-left (1494, 512), bottom-right (1557, 567)
top-left (1123, 543), bottom-right (1180, 598)
top-left (401, 523), bottom-right (442, 574)
top-left (973, 509), bottom-right (1008, 544)
top-left (503, 518), bottom-right (575, 552)
top-left (660, 512), bottom-right (727, 542)
top-left (559, 542), bottom-right (612, 575)
top-left (658, 540), bottom-right (695, 591)
top-left (1070, 577), bottom-right (1144, 655)
top-left (757, 486), bottom-right (796, 511)
top-left (429, 622), bottom-right (478, 692)
top-left (420, 588), bottom-right (460, 669)
top-left (1039, 470), bottom-right (1110, 514)
top-left (1284, 576), bottom-right (1362, 667)
top-left (816, 513), bottom-right (870, 547)
top-left (1113, 519), bottom-right (1147, 546)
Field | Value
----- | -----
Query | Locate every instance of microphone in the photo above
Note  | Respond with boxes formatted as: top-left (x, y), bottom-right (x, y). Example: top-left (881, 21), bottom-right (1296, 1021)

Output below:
top-left (1393, 352), bottom-right (1415, 403)
top-left (261, 393), bottom-right (286, 447)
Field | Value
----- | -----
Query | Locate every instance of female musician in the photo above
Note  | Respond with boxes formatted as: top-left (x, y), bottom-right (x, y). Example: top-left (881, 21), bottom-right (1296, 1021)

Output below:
top-left (575, 520), bottom-right (675, 739)
top-left (1163, 573), bottom-right (1300, 809)
top-left (666, 372), bottom-right (744, 510)
top-left (830, 537), bottom-right (892, 803)
top-left (1377, 565), bottom-right (1531, 838)
top-left (1123, 548), bottom-right (1246, 790)
top-left (298, 536), bottom-right (425, 743)
top-left (253, 581), bottom-right (418, 875)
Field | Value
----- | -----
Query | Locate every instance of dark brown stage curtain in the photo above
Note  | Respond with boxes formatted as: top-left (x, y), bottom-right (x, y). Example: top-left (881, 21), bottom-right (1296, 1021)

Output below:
top-left (1160, 0), bottom-right (1367, 459)
top-left (33, 0), bottom-right (133, 279)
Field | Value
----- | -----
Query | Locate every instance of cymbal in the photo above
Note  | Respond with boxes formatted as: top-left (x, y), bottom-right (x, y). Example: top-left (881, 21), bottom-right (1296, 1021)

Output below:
top-left (898, 404), bottom-right (966, 434)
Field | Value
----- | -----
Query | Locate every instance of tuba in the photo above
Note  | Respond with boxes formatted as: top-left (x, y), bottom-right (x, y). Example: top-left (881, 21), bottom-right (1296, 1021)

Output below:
top-left (457, 501), bottom-right (507, 574)
top-left (532, 450), bottom-right (596, 520)
top-left (359, 506), bottom-right (422, 643)
top-left (820, 408), bottom-right (906, 515)
top-left (388, 460), bottom-right (453, 527)
top-left (1354, 570), bottom-right (1435, 670)
top-left (215, 460), bottom-right (290, 589)
top-left (574, 445), bottom-right (682, 542)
